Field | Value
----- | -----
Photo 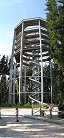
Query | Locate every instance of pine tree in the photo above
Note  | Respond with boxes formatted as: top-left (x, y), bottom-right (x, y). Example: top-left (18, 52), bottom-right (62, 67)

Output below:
top-left (0, 55), bottom-right (9, 75)
top-left (46, 0), bottom-right (64, 103)
top-left (46, 0), bottom-right (61, 61)
top-left (57, 0), bottom-right (64, 102)
top-left (0, 55), bottom-right (9, 104)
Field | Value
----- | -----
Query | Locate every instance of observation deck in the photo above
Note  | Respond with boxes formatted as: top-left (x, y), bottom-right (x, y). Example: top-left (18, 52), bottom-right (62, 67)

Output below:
top-left (14, 18), bottom-right (50, 66)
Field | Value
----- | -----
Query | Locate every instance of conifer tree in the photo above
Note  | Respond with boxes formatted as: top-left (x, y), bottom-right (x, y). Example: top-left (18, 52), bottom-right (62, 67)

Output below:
top-left (46, 0), bottom-right (64, 103)
top-left (0, 55), bottom-right (9, 104)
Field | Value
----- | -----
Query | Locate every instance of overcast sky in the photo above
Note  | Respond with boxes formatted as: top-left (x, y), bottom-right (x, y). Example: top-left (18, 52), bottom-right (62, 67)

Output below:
top-left (0, 0), bottom-right (46, 57)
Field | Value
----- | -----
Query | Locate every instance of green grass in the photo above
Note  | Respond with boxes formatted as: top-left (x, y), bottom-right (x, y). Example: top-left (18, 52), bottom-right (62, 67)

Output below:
top-left (0, 102), bottom-right (48, 109)
top-left (0, 103), bottom-right (32, 108)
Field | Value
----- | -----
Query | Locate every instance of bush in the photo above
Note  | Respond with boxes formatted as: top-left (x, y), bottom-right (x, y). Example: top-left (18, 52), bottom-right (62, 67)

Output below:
top-left (58, 103), bottom-right (64, 111)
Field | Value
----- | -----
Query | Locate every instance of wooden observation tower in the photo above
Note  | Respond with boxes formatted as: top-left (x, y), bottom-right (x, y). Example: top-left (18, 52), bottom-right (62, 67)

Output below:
top-left (9, 18), bottom-right (52, 104)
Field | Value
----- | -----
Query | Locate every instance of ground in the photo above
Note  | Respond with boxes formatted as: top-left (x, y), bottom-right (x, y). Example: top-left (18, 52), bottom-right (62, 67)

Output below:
top-left (0, 108), bottom-right (64, 138)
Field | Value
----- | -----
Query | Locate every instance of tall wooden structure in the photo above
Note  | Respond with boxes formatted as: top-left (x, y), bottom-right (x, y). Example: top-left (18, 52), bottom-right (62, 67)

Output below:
top-left (9, 18), bottom-right (52, 104)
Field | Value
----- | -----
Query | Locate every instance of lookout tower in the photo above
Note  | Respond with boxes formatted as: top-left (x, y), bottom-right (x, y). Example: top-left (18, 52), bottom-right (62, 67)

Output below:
top-left (9, 18), bottom-right (52, 104)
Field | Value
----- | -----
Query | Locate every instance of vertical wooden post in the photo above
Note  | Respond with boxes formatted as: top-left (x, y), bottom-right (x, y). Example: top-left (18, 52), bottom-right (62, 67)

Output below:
top-left (24, 66), bottom-right (26, 104)
top-left (19, 21), bottom-right (24, 103)
top-left (39, 20), bottom-right (43, 106)
top-left (13, 64), bottom-right (16, 104)
top-left (0, 108), bottom-right (1, 119)
top-left (16, 107), bottom-right (19, 122)
top-left (49, 104), bottom-right (53, 118)
top-left (9, 31), bottom-right (16, 104)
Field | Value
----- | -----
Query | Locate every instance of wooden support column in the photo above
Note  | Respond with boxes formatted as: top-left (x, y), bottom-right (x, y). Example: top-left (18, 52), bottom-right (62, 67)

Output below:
top-left (39, 20), bottom-right (44, 105)
top-left (13, 63), bottom-right (16, 104)
top-left (24, 66), bottom-right (26, 104)
top-left (9, 31), bottom-right (16, 104)
top-left (19, 21), bottom-right (24, 103)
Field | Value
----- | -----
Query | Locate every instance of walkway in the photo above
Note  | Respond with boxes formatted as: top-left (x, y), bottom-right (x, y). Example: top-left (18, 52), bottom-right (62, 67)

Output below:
top-left (0, 108), bottom-right (64, 138)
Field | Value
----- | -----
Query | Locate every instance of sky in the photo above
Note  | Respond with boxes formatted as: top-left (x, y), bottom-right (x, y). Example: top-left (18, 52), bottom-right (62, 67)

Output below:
top-left (0, 0), bottom-right (46, 57)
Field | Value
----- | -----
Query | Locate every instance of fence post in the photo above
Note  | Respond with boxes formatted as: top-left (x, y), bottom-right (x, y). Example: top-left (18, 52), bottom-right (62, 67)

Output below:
top-left (50, 107), bottom-right (52, 118)
top-left (16, 107), bottom-right (19, 122)
top-left (49, 104), bottom-right (53, 118)
top-left (0, 108), bottom-right (1, 119)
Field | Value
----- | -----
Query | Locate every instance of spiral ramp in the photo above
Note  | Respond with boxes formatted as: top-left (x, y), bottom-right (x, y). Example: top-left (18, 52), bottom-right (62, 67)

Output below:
top-left (28, 54), bottom-right (51, 115)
